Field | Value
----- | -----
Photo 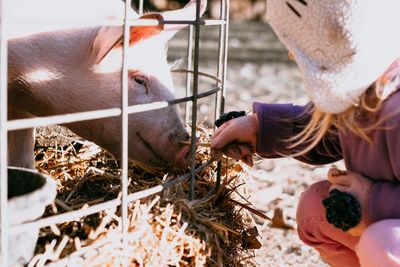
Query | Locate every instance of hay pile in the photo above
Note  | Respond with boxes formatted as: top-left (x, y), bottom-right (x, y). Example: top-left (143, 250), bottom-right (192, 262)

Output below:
top-left (29, 127), bottom-right (262, 266)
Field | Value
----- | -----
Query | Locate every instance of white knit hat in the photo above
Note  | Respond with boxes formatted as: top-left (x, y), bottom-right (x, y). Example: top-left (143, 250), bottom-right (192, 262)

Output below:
top-left (266, 0), bottom-right (400, 113)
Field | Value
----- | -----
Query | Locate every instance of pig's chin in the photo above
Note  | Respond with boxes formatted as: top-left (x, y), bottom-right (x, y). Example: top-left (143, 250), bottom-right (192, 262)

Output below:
top-left (133, 132), bottom-right (191, 169)
top-left (133, 132), bottom-right (170, 168)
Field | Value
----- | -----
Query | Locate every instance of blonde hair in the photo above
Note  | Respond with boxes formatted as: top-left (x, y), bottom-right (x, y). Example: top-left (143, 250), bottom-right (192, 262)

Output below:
top-left (291, 83), bottom-right (387, 156)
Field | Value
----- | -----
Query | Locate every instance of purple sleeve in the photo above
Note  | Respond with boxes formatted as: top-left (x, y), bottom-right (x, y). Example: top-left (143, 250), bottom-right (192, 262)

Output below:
top-left (370, 183), bottom-right (400, 221)
top-left (253, 102), bottom-right (342, 165)
top-left (369, 97), bottom-right (400, 221)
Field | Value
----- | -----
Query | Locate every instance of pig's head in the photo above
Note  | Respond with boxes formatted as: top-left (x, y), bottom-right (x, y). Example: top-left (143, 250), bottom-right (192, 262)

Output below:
top-left (83, 1), bottom-right (207, 169)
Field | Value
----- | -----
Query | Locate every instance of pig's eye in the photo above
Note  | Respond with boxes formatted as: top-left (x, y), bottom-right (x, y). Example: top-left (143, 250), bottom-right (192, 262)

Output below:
top-left (133, 76), bottom-right (147, 87)
top-left (132, 75), bottom-right (148, 94)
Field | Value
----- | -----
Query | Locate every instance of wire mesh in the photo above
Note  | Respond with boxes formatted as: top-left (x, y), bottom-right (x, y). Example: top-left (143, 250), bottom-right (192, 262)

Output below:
top-left (0, 0), bottom-right (230, 265)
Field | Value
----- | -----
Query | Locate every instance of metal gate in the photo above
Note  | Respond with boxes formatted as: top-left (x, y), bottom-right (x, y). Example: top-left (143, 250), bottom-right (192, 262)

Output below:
top-left (0, 0), bottom-right (230, 265)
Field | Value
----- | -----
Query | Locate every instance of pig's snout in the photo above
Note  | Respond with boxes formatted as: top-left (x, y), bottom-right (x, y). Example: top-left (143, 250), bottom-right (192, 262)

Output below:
top-left (169, 129), bottom-right (189, 143)
top-left (174, 145), bottom-right (191, 168)
top-left (169, 130), bottom-right (191, 168)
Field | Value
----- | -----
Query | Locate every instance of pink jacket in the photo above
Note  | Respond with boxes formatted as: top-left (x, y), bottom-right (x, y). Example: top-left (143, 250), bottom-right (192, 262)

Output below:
top-left (253, 89), bottom-right (400, 222)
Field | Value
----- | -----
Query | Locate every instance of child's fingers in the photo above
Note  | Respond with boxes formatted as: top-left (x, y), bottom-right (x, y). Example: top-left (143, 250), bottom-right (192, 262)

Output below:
top-left (241, 155), bottom-right (254, 167)
top-left (211, 122), bottom-right (237, 150)
top-left (223, 146), bottom-right (242, 160)
top-left (237, 143), bottom-right (253, 156)
top-left (329, 184), bottom-right (348, 193)
top-left (328, 174), bottom-right (351, 187)
top-left (211, 120), bottom-right (231, 141)
top-left (211, 149), bottom-right (223, 161)
top-left (327, 168), bottom-right (351, 187)
top-left (223, 143), bottom-right (253, 160)
top-left (211, 143), bottom-right (254, 164)
top-left (237, 144), bottom-right (254, 166)
top-left (328, 167), bottom-right (348, 177)
top-left (211, 115), bottom-right (255, 150)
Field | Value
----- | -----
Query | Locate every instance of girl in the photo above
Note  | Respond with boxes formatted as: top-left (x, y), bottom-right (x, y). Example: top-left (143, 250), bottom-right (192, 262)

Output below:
top-left (211, 1), bottom-right (400, 266)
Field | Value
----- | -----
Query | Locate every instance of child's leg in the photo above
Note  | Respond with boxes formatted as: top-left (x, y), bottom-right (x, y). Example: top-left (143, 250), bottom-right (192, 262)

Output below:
top-left (357, 219), bottom-right (400, 267)
top-left (296, 181), bottom-right (360, 267)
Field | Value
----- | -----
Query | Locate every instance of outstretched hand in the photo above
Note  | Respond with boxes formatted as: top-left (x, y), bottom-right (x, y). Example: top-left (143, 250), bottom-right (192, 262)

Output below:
top-left (327, 168), bottom-right (374, 236)
top-left (210, 114), bottom-right (258, 166)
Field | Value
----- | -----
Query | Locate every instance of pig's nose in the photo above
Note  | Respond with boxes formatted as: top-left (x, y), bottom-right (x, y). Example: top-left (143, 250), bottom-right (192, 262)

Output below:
top-left (169, 129), bottom-right (190, 142)
top-left (182, 132), bottom-right (190, 141)
top-left (169, 129), bottom-right (191, 168)
top-left (177, 131), bottom-right (190, 142)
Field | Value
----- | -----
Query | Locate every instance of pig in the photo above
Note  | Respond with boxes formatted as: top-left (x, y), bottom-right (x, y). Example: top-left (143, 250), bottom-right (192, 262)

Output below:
top-left (4, 0), bottom-right (207, 169)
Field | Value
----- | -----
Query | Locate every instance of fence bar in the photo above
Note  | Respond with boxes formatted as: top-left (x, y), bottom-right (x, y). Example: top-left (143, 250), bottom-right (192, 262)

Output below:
top-left (12, 18), bottom-right (226, 29)
top-left (214, 0), bottom-right (226, 189)
top-left (126, 18), bottom-right (226, 26)
top-left (185, 25), bottom-right (194, 124)
top-left (169, 87), bottom-right (220, 105)
top-left (214, 0), bottom-right (230, 189)
top-left (173, 69), bottom-right (221, 84)
top-left (0, 0), bottom-right (8, 264)
top-left (7, 85), bottom-right (220, 131)
top-left (221, 1), bottom-right (230, 96)
top-left (215, 0), bottom-right (229, 119)
top-left (128, 160), bottom-right (211, 202)
top-left (120, 0), bottom-right (131, 259)
top-left (9, 198), bottom-right (121, 235)
top-left (9, 161), bottom-right (212, 235)
top-left (126, 19), bottom-right (226, 26)
top-left (138, 0), bottom-right (144, 15)
top-left (8, 108), bottom-right (122, 131)
top-left (189, 0), bottom-right (202, 200)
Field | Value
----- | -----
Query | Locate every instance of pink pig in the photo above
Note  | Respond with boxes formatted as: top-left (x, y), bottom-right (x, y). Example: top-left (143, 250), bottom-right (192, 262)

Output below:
top-left (5, 0), bottom-right (207, 169)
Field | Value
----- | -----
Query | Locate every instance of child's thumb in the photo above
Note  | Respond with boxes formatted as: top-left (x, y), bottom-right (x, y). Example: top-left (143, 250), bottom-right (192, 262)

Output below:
top-left (327, 168), bottom-right (351, 187)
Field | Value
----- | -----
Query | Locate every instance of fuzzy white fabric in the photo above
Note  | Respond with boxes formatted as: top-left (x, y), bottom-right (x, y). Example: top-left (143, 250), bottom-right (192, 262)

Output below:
top-left (267, 0), bottom-right (400, 113)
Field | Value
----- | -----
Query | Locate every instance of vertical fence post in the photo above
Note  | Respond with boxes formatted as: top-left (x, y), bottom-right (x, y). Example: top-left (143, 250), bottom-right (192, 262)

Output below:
top-left (185, 25), bottom-right (194, 124)
top-left (138, 0), bottom-right (144, 15)
top-left (121, 0), bottom-right (133, 264)
top-left (0, 0), bottom-right (8, 265)
top-left (189, 0), bottom-right (203, 200)
top-left (215, 0), bottom-right (230, 188)
top-left (219, 0), bottom-right (230, 102)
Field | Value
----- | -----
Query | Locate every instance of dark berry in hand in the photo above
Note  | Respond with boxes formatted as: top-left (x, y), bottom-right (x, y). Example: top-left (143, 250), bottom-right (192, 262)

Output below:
top-left (322, 189), bottom-right (362, 231)
top-left (215, 111), bottom-right (246, 127)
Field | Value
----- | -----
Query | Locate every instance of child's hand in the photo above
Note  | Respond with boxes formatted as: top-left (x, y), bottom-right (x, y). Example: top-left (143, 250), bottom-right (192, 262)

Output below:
top-left (210, 114), bottom-right (258, 166)
top-left (327, 168), bottom-right (374, 236)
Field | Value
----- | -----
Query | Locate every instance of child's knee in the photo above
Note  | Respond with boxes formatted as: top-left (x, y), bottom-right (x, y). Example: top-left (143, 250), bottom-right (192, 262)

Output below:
top-left (357, 219), bottom-right (400, 267)
top-left (296, 180), bottom-right (330, 227)
top-left (296, 181), bottom-right (360, 266)
top-left (296, 180), bottom-right (331, 245)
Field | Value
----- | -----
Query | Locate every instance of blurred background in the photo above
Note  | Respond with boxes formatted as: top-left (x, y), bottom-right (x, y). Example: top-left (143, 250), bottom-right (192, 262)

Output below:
top-left (132, 0), bottom-right (268, 21)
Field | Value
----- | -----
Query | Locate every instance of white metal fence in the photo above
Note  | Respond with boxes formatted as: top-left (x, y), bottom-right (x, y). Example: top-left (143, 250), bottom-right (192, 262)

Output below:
top-left (0, 0), bottom-right (230, 265)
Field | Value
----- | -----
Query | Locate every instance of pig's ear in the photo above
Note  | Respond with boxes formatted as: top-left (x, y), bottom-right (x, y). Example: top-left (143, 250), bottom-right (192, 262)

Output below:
top-left (129, 13), bottom-right (164, 44)
top-left (93, 13), bottom-right (164, 64)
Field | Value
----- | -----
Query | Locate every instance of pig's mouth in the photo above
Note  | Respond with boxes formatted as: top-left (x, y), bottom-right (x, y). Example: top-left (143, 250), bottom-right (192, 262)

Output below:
top-left (136, 132), bottom-right (168, 166)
